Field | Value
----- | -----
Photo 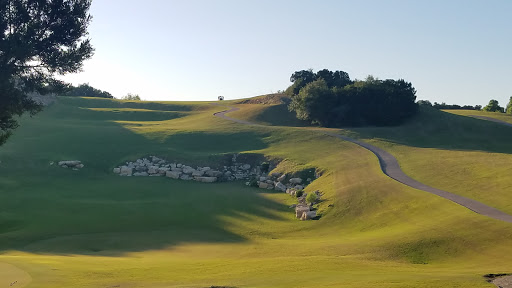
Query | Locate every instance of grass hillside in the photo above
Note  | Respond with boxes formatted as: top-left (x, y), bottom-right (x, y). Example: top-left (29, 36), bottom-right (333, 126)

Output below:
top-left (446, 109), bottom-right (512, 125)
top-left (1, 97), bottom-right (512, 287)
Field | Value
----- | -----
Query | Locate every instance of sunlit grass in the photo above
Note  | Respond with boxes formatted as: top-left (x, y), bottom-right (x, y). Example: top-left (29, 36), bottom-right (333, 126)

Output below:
top-left (1, 97), bottom-right (512, 287)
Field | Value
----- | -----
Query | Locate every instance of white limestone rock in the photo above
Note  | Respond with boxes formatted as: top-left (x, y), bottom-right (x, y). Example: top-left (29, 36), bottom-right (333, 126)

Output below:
top-left (205, 170), bottom-right (223, 177)
top-left (158, 167), bottom-right (170, 174)
top-left (300, 210), bottom-right (317, 221)
top-left (58, 160), bottom-right (81, 167)
top-left (182, 166), bottom-right (195, 174)
top-left (259, 182), bottom-right (269, 189)
top-left (274, 182), bottom-right (287, 192)
top-left (120, 166), bottom-right (133, 176)
top-left (295, 205), bottom-right (310, 219)
top-left (148, 166), bottom-right (159, 174)
top-left (192, 170), bottom-right (205, 177)
top-left (180, 174), bottom-right (192, 180)
top-left (166, 170), bottom-right (181, 179)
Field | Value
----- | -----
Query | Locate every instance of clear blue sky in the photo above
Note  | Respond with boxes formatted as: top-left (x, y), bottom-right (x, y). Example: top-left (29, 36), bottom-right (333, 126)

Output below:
top-left (61, 0), bottom-right (512, 106)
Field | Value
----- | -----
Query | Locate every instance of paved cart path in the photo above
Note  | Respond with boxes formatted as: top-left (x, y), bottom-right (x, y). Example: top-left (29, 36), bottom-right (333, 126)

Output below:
top-left (213, 104), bottom-right (512, 223)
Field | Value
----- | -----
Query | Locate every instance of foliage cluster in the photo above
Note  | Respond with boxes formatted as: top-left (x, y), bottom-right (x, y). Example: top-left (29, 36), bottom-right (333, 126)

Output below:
top-left (418, 100), bottom-right (482, 111)
top-left (507, 97), bottom-right (512, 114)
top-left (122, 93), bottom-right (141, 101)
top-left (483, 99), bottom-right (505, 113)
top-left (0, 0), bottom-right (93, 144)
top-left (63, 83), bottom-right (113, 98)
top-left (306, 192), bottom-right (317, 205)
top-left (288, 70), bottom-right (418, 127)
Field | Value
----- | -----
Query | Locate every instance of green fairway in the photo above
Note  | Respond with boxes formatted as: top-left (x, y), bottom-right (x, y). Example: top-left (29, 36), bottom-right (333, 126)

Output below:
top-left (1, 97), bottom-right (512, 287)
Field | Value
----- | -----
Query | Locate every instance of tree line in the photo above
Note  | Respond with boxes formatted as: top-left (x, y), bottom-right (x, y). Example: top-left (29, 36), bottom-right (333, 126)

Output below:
top-left (417, 100), bottom-right (482, 110)
top-left (64, 83), bottom-right (113, 98)
top-left (419, 98), bottom-right (512, 114)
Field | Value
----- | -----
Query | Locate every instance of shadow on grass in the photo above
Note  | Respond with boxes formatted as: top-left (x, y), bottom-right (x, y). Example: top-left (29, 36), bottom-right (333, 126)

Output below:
top-left (58, 96), bottom-right (206, 111)
top-left (237, 104), bottom-right (512, 154)
top-left (162, 132), bottom-right (268, 156)
top-left (343, 106), bottom-right (512, 154)
top-left (0, 100), bottom-right (285, 256)
top-left (0, 179), bottom-right (289, 256)
top-left (252, 104), bottom-right (310, 127)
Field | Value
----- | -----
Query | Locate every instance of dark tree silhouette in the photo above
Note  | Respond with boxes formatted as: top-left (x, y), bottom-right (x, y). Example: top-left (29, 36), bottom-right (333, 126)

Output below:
top-left (288, 69), bottom-right (418, 127)
top-left (0, 0), bottom-right (94, 144)
top-left (64, 83), bottom-right (113, 98)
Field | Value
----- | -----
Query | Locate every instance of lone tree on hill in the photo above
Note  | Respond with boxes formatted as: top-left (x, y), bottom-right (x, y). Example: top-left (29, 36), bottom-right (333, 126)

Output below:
top-left (483, 99), bottom-right (504, 113)
top-left (0, 0), bottom-right (94, 145)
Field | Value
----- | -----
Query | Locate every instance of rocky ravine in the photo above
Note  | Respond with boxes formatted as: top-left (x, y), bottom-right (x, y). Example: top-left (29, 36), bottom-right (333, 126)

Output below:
top-left (212, 103), bottom-right (512, 224)
top-left (113, 155), bottom-right (321, 220)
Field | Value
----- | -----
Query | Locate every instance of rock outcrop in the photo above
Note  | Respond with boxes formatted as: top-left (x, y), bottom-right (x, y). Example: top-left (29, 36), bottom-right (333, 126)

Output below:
top-left (58, 160), bottom-right (84, 170)
top-left (112, 154), bottom-right (322, 221)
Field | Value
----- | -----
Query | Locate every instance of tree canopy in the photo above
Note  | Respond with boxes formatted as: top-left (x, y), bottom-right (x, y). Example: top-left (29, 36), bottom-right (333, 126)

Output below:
top-left (121, 93), bottom-right (141, 101)
top-left (420, 101), bottom-right (482, 111)
top-left (0, 0), bottom-right (93, 145)
top-left (64, 83), bottom-right (113, 98)
top-left (288, 70), bottom-right (418, 127)
top-left (506, 97), bottom-right (512, 114)
top-left (286, 69), bottom-right (352, 96)
top-left (483, 99), bottom-right (504, 113)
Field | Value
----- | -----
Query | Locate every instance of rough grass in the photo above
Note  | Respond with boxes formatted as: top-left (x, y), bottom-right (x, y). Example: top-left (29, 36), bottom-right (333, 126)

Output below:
top-left (1, 98), bottom-right (512, 287)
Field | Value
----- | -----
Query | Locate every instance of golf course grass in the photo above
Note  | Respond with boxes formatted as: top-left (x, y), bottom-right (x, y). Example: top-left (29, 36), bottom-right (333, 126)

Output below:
top-left (1, 97), bottom-right (512, 287)
top-left (446, 109), bottom-right (512, 125)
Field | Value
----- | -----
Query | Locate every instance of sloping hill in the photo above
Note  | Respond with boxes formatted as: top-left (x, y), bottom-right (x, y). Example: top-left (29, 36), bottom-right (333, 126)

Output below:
top-left (1, 97), bottom-right (512, 287)
top-left (446, 109), bottom-right (512, 125)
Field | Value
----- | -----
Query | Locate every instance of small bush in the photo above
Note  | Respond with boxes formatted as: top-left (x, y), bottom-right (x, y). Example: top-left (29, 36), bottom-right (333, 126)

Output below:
top-left (248, 178), bottom-right (258, 187)
top-left (122, 93), bottom-right (141, 101)
top-left (306, 192), bottom-right (317, 204)
top-left (296, 190), bottom-right (304, 198)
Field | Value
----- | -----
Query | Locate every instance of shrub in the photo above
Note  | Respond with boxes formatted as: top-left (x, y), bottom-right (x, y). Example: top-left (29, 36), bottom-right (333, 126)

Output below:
top-left (122, 93), bottom-right (141, 101)
top-left (248, 178), bottom-right (258, 187)
top-left (296, 190), bottom-right (304, 198)
top-left (306, 192), bottom-right (318, 204)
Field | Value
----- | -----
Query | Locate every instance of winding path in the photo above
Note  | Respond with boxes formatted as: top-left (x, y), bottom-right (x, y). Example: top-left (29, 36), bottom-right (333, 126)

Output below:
top-left (213, 104), bottom-right (512, 223)
top-left (470, 115), bottom-right (512, 128)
